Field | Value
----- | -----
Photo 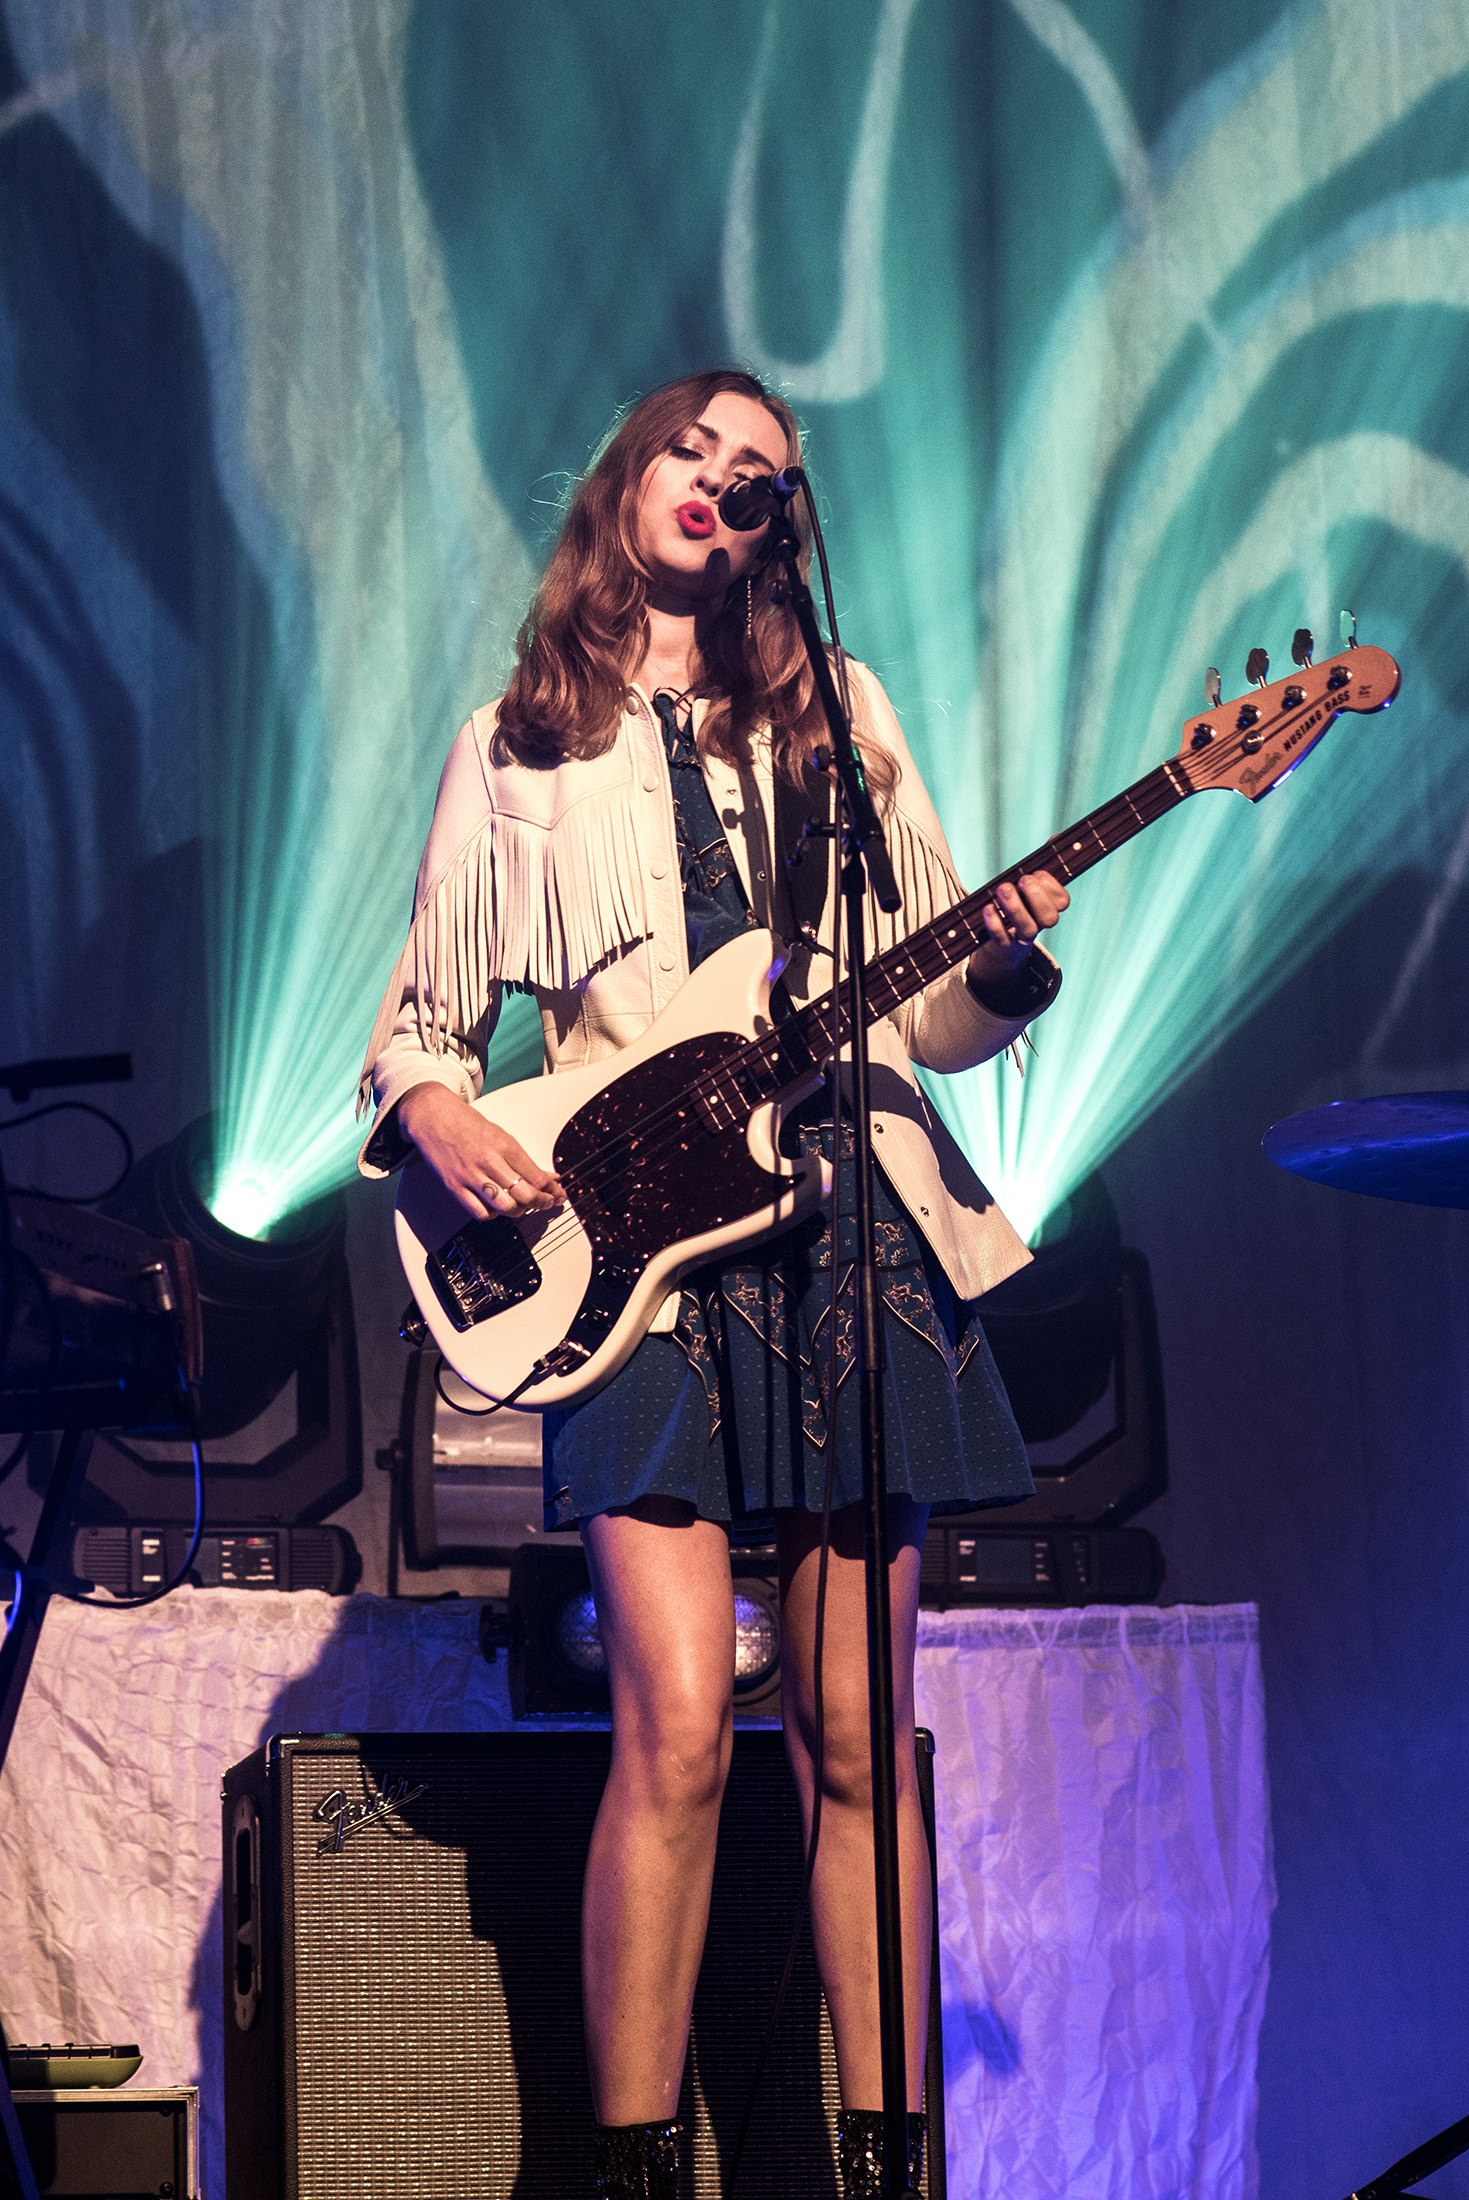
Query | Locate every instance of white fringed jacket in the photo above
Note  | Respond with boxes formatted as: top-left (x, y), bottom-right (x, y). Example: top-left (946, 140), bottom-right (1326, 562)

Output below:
top-left (358, 662), bottom-right (1058, 1311)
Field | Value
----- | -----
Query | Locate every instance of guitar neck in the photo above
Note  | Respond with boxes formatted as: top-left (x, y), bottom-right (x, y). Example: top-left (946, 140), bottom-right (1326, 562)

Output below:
top-left (855, 754), bottom-right (1193, 1029)
top-left (717, 757), bottom-right (1193, 1110)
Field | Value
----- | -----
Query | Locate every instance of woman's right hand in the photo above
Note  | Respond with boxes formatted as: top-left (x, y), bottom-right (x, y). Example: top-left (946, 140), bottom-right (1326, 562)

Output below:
top-left (395, 1082), bottom-right (564, 1220)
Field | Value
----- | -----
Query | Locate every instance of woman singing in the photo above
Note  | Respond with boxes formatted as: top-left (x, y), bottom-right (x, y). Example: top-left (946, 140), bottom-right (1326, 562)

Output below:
top-left (359, 369), bottom-right (1068, 2197)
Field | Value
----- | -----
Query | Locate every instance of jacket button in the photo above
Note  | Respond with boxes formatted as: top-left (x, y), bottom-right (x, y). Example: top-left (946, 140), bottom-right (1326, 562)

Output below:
top-left (755, 868), bottom-right (767, 882)
top-left (642, 774), bottom-right (659, 792)
top-left (650, 861), bottom-right (667, 879)
top-left (920, 1205), bottom-right (930, 1217)
top-left (874, 1123), bottom-right (883, 1133)
top-left (659, 952), bottom-right (676, 972)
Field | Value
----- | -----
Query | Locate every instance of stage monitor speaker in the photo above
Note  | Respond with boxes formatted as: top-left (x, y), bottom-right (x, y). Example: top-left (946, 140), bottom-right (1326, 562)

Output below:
top-left (222, 1731), bottom-right (943, 2200)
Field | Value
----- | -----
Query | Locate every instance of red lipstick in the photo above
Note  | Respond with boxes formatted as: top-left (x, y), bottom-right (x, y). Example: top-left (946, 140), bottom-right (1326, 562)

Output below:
top-left (677, 500), bottom-right (716, 538)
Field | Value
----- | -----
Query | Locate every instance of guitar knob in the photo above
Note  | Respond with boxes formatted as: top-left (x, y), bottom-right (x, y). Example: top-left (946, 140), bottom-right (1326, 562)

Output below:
top-left (1241, 729), bottom-right (1264, 754)
top-left (1204, 667), bottom-right (1222, 709)
top-left (1190, 722), bottom-right (1215, 751)
top-left (1246, 647), bottom-right (1270, 688)
top-left (1291, 628), bottom-right (1314, 667)
top-left (1327, 666), bottom-right (1351, 690)
top-left (1282, 685), bottom-right (1305, 708)
top-left (1235, 703), bottom-right (1260, 731)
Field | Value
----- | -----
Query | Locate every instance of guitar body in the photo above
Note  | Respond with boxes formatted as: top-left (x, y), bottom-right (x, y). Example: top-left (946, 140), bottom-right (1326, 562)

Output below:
top-left (394, 929), bottom-right (829, 1409)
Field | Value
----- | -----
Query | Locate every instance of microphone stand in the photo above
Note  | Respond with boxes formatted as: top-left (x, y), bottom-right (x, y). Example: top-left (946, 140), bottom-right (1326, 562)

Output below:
top-left (762, 498), bottom-right (919, 2198)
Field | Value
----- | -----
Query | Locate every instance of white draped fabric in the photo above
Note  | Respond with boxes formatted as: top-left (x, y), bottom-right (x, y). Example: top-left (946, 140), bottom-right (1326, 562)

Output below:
top-left (0, 1594), bottom-right (1271, 2198)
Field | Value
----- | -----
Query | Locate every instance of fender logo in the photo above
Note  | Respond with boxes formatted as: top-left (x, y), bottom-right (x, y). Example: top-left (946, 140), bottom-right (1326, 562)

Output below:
top-left (313, 1776), bottom-right (427, 1854)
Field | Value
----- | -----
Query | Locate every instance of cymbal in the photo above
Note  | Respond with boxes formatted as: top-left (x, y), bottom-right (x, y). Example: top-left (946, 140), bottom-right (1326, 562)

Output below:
top-left (1262, 1091), bottom-right (1469, 1210)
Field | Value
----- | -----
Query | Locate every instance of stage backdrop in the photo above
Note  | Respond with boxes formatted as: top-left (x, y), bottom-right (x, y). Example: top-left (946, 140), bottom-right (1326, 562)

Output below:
top-left (2, 5), bottom-right (1467, 2198)
top-left (4, 0), bottom-right (1469, 1240)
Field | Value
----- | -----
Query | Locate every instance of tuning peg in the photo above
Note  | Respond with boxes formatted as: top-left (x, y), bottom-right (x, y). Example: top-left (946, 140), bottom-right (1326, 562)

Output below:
top-left (1339, 608), bottom-right (1357, 648)
top-left (1205, 667), bottom-right (1221, 708)
top-left (1291, 628), bottom-right (1314, 667)
top-left (1246, 648), bottom-right (1270, 688)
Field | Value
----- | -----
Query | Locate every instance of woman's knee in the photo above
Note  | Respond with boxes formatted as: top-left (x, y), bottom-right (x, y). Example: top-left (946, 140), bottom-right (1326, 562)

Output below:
top-left (612, 1686), bottom-right (734, 1819)
top-left (783, 1669), bottom-right (912, 1816)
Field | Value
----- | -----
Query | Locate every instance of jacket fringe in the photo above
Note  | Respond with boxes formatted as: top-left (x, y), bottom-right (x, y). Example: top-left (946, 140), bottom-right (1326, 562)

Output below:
top-left (356, 793), bottom-right (649, 1116)
top-left (357, 786), bottom-right (965, 1119)
top-left (866, 807), bottom-right (966, 956)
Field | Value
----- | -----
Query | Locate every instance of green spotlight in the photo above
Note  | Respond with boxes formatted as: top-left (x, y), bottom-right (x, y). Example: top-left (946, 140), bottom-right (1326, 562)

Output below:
top-left (207, 1167), bottom-right (284, 1244)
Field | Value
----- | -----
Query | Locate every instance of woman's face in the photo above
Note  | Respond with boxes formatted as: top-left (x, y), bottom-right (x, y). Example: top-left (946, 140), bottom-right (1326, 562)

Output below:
top-left (634, 390), bottom-right (790, 608)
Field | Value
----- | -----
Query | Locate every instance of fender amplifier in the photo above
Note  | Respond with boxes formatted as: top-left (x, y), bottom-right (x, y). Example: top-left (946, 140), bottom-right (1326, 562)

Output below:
top-left (222, 1731), bottom-right (942, 2199)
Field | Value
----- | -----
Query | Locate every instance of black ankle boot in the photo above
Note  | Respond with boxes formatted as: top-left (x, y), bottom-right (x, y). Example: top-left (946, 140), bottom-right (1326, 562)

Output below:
top-left (836, 2107), bottom-right (926, 2194)
top-left (593, 2119), bottom-right (680, 2198)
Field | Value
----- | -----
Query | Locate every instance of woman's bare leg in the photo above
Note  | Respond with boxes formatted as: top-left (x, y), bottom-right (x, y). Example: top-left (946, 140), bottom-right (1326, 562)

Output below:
top-left (776, 1497), bottom-right (931, 2105)
top-left (580, 1497), bottom-right (737, 2123)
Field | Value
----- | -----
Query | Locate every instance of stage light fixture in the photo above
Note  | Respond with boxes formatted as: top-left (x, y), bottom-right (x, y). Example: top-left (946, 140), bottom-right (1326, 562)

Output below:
top-left (553, 1591), bottom-right (605, 1680)
top-left (980, 1171), bottom-right (1133, 1448)
top-left (207, 1168), bottom-right (281, 1244)
top-left (508, 1545), bottom-right (783, 1720)
top-left (383, 1350), bottom-right (562, 1578)
top-left (920, 1171), bottom-right (1168, 1604)
top-left (734, 1582), bottom-right (781, 1684)
top-left (75, 1115), bottom-right (363, 1534)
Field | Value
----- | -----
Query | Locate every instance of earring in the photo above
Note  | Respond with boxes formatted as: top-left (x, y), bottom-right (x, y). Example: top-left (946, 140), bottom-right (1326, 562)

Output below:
top-left (746, 574), bottom-right (754, 640)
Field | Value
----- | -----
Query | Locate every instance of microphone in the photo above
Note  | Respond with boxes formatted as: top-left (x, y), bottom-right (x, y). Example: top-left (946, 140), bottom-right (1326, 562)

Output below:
top-left (718, 467), bottom-right (805, 531)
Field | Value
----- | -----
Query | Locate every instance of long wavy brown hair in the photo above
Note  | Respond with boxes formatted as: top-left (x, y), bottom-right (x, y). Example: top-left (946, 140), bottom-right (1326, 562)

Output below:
top-left (496, 368), bottom-right (888, 795)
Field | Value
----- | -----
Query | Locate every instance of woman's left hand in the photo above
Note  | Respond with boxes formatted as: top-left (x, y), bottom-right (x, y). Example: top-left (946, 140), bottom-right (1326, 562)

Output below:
top-left (966, 870), bottom-right (1071, 990)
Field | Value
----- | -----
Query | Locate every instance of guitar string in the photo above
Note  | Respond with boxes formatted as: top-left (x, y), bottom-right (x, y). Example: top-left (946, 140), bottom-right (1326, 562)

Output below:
top-left (466, 686), bottom-right (1336, 1276)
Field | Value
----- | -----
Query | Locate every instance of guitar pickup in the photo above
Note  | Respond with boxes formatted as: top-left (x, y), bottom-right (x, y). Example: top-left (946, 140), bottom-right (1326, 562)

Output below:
top-left (426, 1216), bottom-right (542, 1332)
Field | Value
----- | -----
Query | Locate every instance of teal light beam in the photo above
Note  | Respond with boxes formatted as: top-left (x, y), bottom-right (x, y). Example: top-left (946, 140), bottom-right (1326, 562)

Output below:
top-left (22, 0), bottom-right (539, 1235)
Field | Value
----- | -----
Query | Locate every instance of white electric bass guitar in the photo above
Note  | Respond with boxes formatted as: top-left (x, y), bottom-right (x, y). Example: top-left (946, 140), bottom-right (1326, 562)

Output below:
top-left (396, 644), bottom-right (1400, 1409)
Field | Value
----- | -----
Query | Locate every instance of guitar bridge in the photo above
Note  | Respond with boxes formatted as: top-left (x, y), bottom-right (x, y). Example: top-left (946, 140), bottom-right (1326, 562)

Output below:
top-left (426, 1216), bottom-right (542, 1332)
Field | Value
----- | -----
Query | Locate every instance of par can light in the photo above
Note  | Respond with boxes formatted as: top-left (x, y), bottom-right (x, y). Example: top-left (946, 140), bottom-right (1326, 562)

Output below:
top-left (553, 1591), bottom-right (605, 1679)
top-left (733, 1584), bottom-right (781, 1684)
top-left (547, 1583), bottom-right (781, 1690)
top-left (509, 1546), bottom-right (783, 1719)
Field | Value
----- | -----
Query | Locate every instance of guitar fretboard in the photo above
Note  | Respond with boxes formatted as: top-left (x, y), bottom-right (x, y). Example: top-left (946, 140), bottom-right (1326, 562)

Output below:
top-left (692, 756), bottom-right (1193, 1129)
